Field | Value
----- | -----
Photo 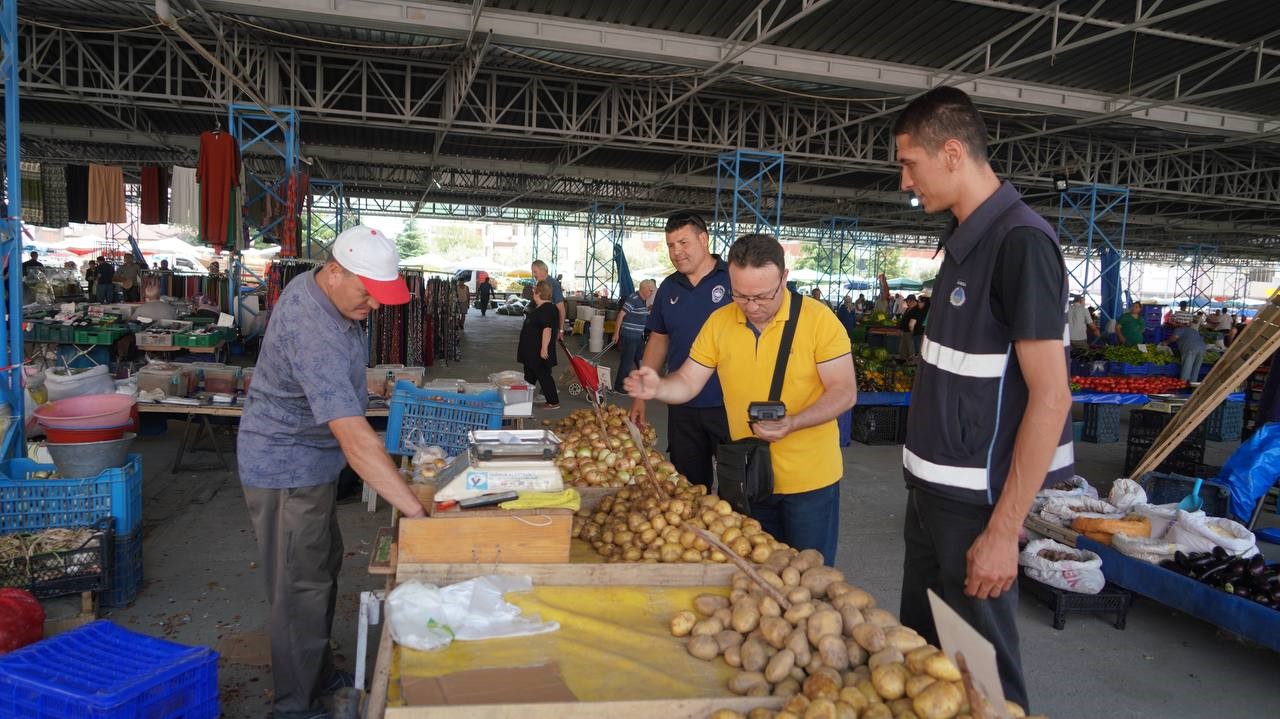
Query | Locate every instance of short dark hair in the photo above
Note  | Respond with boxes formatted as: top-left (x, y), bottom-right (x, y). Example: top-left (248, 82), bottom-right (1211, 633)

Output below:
top-left (665, 211), bottom-right (708, 235)
top-left (727, 234), bottom-right (785, 272)
top-left (892, 86), bottom-right (989, 161)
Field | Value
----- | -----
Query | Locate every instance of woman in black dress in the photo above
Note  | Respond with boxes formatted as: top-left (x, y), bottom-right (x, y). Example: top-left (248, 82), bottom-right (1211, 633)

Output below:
top-left (517, 280), bottom-right (560, 409)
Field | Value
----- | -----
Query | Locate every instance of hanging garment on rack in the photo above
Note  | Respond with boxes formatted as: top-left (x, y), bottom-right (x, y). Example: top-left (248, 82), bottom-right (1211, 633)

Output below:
top-left (169, 166), bottom-right (199, 227)
top-left (87, 164), bottom-right (126, 224)
top-left (197, 130), bottom-right (241, 250)
top-left (65, 164), bottom-right (90, 224)
top-left (139, 166), bottom-right (169, 225)
top-left (40, 164), bottom-right (68, 228)
top-left (280, 172), bottom-right (299, 257)
top-left (20, 165), bottom-right (43, 226)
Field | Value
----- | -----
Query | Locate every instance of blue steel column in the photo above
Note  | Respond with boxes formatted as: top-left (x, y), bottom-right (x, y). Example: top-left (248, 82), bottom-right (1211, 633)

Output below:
top-left (817, 217), bottom-right (858, 303)
top-left (533, 220), bottom-right (559, 273)
top-left (306, 179), bottom-right (346, 258)
top-left (1, 0), bottom-right (24, 457)
top-left (585, 202), bottom-right (624, 296)
top-left (712, 150), bottom-right (784, 256)
top-left (1174, 244), bottom-right (1217, 308)
top-left (1056, 184), bottom-right (1128, 326)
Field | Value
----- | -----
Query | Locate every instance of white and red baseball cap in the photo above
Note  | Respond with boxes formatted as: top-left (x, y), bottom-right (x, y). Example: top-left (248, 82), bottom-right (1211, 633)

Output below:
top-left (332, 225), bottom-right (411, 305)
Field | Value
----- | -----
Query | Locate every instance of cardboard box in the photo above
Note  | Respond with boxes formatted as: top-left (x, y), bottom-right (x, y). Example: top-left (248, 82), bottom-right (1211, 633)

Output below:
top-left (398, 506), bottom-right (572, 564)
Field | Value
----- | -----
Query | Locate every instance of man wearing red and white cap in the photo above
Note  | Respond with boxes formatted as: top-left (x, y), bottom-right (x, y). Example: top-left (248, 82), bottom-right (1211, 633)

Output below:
top-left (239, 225), bottom-right (425, 719)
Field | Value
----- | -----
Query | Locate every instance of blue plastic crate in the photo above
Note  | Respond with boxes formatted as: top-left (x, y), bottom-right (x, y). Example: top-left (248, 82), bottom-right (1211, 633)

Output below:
top-left (385, 381), bottom-right (504, 456)
top-left (1205, 401), bottom-right (1244, 442)
top-left (1082, 403), bottom-right (1120, 443)
top-left (0, 620), bottom-right (218, 719)
top-left (1072, 420), bottom-right (1084, 443)
top-left (837, 409), bottom-right (852, 448)
top-left (0, 455), bottom-right (142, 535)
top-left (100, 529), bottom-right (143, 608)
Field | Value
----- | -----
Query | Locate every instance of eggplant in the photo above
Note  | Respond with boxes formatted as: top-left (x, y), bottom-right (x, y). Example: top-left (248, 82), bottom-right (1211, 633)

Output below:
top-left (1212, 546), bottom-right (1229, 560)
top-left (1199, 557), bottom-right (1237, 582)
top-left (1174, 551), bottom-right (1194, 569)
top-left (1246, 554), bottom-right (1265, 575)
top-left (1234, 585), bottom-right (1252, 598)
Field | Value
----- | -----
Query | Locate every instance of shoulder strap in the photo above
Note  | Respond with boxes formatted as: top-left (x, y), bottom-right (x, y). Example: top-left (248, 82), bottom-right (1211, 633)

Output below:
top-left (769, 292), bottom-right (803, 401)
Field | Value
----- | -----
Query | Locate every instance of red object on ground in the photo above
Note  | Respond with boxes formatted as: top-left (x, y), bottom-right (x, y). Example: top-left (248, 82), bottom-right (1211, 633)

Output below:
top-left (559, 339), bottom-right (601, 395)
top-left (0, 588), bottom-right (45, 654)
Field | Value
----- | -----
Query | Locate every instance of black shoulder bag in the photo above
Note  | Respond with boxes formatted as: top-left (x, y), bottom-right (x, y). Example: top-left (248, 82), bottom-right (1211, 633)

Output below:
top-left (715, 292), bottom-right (802, 515)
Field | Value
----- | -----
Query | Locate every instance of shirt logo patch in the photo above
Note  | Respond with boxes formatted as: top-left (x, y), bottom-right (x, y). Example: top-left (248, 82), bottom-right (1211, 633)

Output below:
top-left (950, 286), bottom-right (966, 307)
top-left (669, 296), bottom-right (679, 305)
top-left (711, 285), bottom-right (726, 303)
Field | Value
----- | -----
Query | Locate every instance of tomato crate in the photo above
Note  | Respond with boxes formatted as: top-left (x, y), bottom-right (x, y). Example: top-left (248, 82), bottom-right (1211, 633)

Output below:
top-left (851, 406), bottom-right (907, 445)
top-left (0, 518), bottom-right (114, 599)
top-left (0, 455), bottom-right (143, 535)
top-left (385, 381), bottom-right (504, 456)
top-left (1081, 403), bottom-right (1121, 443)
top-left (0, 620), bottom-right (219, 719)
top-left (73, 326), bottom-right (129, 345)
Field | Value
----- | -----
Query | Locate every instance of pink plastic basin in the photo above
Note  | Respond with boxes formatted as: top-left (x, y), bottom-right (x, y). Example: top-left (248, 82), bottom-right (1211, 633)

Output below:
top-left (34, 394), bottom-right (137, 429)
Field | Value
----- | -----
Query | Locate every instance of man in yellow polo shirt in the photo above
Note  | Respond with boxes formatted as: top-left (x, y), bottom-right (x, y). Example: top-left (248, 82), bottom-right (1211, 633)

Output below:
top-left (625, 234), bottom-right (857, 562)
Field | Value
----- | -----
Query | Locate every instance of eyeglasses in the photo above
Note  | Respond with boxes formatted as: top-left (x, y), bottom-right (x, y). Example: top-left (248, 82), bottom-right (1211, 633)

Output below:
top-left (665, 211), bottom-right (708, 234)
top-left (731, 278), bottom-right (785, 306)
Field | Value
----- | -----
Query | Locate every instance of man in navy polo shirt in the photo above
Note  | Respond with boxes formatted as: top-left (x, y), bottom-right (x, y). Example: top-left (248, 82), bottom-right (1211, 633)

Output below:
top-left (629, 211), bottom-right (733, 488)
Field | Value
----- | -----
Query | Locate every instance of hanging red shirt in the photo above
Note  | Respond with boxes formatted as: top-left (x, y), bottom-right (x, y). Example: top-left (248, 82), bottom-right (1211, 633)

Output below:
top-left (197, 131), bottom-right (241, 250)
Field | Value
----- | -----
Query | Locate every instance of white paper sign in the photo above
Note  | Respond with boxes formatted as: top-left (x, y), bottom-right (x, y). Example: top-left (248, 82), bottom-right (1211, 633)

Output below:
top-left (217, 312), bottom-right (235, 327)
top-left (1137, 343), bottom-right (1148, 352)
top-left (927, 589), bottom-right (1012, 719)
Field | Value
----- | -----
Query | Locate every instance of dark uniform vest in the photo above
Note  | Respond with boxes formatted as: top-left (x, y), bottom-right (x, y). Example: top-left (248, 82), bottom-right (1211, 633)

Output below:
top-left (903, 182), bottom-right (1075, 505)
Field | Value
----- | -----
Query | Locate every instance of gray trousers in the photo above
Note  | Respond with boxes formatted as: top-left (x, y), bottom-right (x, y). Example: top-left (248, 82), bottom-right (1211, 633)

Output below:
top-left (244, 482), bottom-right (343, 715)
top-left (899, 486), bottom-right (1028, 711)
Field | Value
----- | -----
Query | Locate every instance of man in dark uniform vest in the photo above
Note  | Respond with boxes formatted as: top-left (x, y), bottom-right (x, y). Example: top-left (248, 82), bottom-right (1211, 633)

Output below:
top-left (894, 87), bottom-right (1074, 712)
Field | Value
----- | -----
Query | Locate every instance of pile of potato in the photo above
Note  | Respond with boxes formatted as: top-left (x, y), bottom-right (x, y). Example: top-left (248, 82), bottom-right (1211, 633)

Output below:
top-left (550, 406), bottom-right (666, 488)
top-left (679, 549), bottom-right (1038, 719)
top-left (571, 479), bottom-right (789, 563)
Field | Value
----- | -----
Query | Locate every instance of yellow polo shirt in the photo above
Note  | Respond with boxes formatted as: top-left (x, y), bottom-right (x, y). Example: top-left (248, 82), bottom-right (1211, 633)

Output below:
top-left (689, 293), bottom-right (851, 494)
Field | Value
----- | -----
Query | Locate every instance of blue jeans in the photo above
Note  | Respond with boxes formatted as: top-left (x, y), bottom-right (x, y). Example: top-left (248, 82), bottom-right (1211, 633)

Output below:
top-left (1180, 347), bottom-right (1205, 382)
top-left (95, 283), bottom-right (114, 303)
top-left (750, 481), bottom-right (840, 566)
top-left (614, 333), bottom-right (645, 391)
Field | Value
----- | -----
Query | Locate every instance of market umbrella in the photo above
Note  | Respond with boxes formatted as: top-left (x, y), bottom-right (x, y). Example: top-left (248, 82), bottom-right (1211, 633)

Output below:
top-left (887, 277), bottom-right (924, 291)
top-left (844, 277), bottom-right (875, 290)
top-left (614, 243), bottom-right (635, 299)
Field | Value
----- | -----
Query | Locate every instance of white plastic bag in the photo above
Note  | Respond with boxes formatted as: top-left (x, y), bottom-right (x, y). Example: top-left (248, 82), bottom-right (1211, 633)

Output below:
top-left (1107, 478), bottom-right (1148, 512)
top-left (1019, 538), bottom-right (1105, 594)
top-left (386, 575), bottom-right (559, 652)
top-left (1130, 503), bottom-right (1189, 540)
top-left (1032, 476), bottom-right (1099, 513)
top-left (44, 365), bottom-right (115, 402)
top-left (1039, 495), bottom-right (1119, 526)
top-left (1111, 534), bottom-right (1184, 564)
top-left (1166, 511), bottom-right (1259, 558)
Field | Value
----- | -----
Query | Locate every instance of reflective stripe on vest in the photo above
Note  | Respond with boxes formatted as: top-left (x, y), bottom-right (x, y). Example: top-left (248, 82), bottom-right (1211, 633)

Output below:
top-left (919, 336), bottom-right (1009, 378)
top-left (902, 441), bottom-right (1075, 491)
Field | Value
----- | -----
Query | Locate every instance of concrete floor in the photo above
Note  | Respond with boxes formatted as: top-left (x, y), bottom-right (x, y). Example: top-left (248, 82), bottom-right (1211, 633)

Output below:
top-left (81, 308), bottom-right (1279, 718)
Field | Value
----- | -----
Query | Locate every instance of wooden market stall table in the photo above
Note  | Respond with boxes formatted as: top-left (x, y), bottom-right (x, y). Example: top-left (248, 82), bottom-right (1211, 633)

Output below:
top-left (362, 488), bottom-right (781, 719)
top-left (137, 401), bottom-right (391, 473)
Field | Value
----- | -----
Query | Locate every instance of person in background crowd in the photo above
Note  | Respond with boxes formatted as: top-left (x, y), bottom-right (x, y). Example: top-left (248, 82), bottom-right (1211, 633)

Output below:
top-left (909, 295), bottom-right (930, 355)
top-left (1067, 295), bottom-right (1096, 351)
top-left (237, 226), bottom-right (425, 719)
top-left (94, 256), bottom-right (115, 303)
top-left (630, 211), bottom-right (733, 489)
top-left (158, 259), bottom-right (170, 272)
top-left (897, 295), bottom-right (919, 358)
top-left (1193, 310), bottom-right (1206, 328)
top-left (612, 279), bottom-right (656, 394)
top-left (1215, 307), bottom-right (1234, 343)
top-left (208, 260), bottom-right (221, 275)
top-left (836, 295), bottom-right (858, 337)
top-left (1116, 302), bottom-right (1145, 346)
top-left (810, 287), bottom-right (824, 305)
top-left (22, 251), bottom-right (43, 272)
top-left (63, 261), bottom-right (77, 270)
top-left (854, 293), bottom-right (868, 314)
top-left (1165, 321), bottom-right (1207, 382)
top-left (625, 233), bottom-right (856, 562)
top-left (1171, 300), bottom-right (1195, 326)
top-left (133, 284), bottom-right (177, 321)
top-left (531, 260), bottom-right (565, 337)
top-left (892, 86), bottom-right (1074, 711)
top-left (84, 258), bottom-right (97, 298)
top-left (117, 255), bottom-right (141, 302)
top-left (456, 279), bottom-right (470, 329)
top-left (477, 277), bottom-right (494, 317)
top-left (518, 280), bottom-right (561, 410)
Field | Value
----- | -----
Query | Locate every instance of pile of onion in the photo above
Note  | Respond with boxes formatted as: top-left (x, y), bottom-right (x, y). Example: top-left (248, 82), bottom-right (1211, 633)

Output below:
top-left (551, 405), bottom-right (669, 488)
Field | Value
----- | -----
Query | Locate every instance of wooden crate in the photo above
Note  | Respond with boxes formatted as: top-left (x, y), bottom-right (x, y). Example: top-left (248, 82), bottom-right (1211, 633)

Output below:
top-left (381, 697), bottom-right (780, 718)
top-left (398, 507), bottom-right (573, 564)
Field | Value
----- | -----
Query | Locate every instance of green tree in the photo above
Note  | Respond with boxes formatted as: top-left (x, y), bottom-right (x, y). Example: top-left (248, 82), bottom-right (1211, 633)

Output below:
top-left (396, 219), bottom-right (428, 259)
top-left (431, 224), bottom-right (484, 258)
top-left (795, 244), bottom-right (905, 279)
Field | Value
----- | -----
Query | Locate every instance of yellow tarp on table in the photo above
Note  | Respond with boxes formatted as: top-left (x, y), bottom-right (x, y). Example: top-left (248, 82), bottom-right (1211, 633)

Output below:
top-left (388, 584), bottom-right (734, 707)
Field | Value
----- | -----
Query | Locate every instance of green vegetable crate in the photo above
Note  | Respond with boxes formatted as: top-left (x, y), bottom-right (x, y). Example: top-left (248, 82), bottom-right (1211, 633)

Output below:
top-left (174, 332), bottom-right (220, 348)
top-left (73, 327), bottom-right (130, 345)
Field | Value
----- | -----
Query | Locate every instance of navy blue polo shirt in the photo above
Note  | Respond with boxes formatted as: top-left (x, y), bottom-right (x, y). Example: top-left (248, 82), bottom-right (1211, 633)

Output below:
top-left (647, 258), bottom-right (732, 408)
